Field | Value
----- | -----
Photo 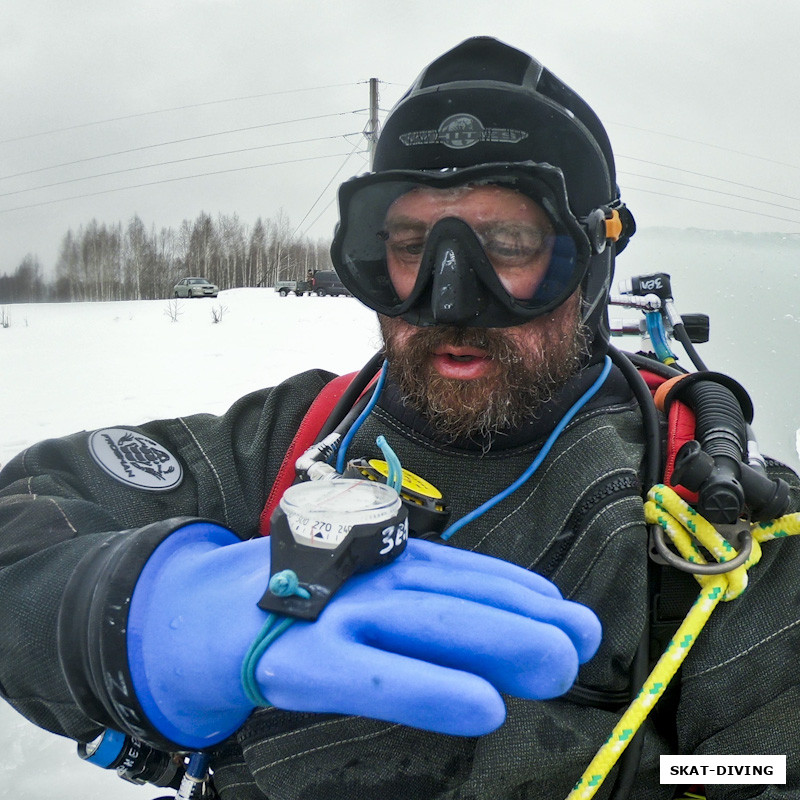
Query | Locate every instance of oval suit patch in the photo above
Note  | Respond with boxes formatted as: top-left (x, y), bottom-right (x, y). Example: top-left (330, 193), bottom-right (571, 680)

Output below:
top-left (88, 428), bottom-right (183, 491)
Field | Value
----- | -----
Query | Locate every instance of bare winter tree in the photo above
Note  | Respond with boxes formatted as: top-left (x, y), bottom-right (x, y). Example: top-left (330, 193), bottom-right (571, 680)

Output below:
top-left (0, 255), bottom-right (46, 303)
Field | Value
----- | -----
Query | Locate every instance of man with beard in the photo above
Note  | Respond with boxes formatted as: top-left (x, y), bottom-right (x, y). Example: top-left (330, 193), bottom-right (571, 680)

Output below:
top-left (1, 37), bottom-right (799, 800)
top-left (377, 183), bottom-right (588, 444)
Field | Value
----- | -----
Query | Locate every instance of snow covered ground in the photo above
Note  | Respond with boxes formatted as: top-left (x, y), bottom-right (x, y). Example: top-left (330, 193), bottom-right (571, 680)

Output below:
top-left (0, 279), bottom-right (798, 798)
top-left (0, 289), bottom-right (381, 470)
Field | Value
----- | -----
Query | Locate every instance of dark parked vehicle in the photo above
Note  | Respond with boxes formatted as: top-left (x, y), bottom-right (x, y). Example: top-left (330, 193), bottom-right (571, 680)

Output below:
top-left (313, 270), bottom-right (352, 297)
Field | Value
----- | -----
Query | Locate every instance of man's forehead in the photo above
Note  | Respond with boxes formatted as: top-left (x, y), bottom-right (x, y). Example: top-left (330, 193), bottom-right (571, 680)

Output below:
top-left (388, 184), bottom-right (473, 210)
top-left (385, 183), bottom-right (549, 225)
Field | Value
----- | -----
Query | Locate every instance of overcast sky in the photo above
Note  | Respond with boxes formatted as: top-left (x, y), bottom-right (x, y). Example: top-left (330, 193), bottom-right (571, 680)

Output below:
top-left (3, 0), bottom-right (800, 275)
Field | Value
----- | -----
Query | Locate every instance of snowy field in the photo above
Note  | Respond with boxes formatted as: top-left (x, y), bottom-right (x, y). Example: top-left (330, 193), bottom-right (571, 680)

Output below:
top-left (1, 273), bottom-right (799, 798)
top-left (0, 289), bottom-right (382, 469)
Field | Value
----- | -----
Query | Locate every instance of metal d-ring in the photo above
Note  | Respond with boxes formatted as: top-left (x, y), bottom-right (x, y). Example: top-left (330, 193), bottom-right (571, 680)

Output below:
top-left (649, 522), bottom-right (753, 575)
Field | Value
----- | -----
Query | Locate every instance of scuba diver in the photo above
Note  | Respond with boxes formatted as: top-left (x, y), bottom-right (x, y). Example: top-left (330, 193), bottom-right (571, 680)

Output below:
top-left (1, 36), bottom-right (799, 800)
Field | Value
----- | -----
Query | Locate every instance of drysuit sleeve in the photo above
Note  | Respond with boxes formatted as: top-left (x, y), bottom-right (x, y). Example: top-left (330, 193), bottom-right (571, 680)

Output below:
top-left (0, 370), bottom-right (334, 745)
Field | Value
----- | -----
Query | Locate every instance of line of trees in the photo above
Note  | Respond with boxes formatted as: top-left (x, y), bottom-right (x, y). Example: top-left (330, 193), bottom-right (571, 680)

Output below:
top-left (0, 210), bottom-right (333, 303)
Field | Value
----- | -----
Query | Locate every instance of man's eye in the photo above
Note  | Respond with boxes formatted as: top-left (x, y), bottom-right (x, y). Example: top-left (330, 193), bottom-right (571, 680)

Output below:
top-left (486, 241), bottom-right (533, 258)
top-left (482, 230), bottom-right (549, 263)
top-left (388, 240), bottom-right (425, 257)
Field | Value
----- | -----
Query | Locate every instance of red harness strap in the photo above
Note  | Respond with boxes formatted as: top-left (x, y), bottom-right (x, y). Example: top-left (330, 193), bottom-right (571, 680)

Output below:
top-left (258, 372), bottom-right (358, 535)
top-left (639, 369), bottom-right (699, 504)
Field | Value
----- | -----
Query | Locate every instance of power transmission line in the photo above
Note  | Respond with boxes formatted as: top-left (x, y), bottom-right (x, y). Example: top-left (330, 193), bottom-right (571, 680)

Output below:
top-left (618, 154), bottom-right (800, 203)
top-left (299, 150), bottom-right (373, 239)
top-left (293, 140), bottom-right (366, 239)
top-left (624, 184), bottom-right (800, 227)
top-left (619, 171), bottom-right (800, 215)
top-left (0, 133), bottom-right (363, 199)
top-left (609, 120), bottom-right (800, 173)
top-left (0, 111), bottom-right (367, 182)
top-left (0, 83), bottom-right (366, 145)
top-left (0, 152), bottom-right (353, 215)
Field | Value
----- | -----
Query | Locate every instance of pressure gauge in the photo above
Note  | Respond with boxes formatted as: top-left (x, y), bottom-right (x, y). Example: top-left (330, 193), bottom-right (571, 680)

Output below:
top-left (281, 479), bottom-right (403, 549)
top-left (259, 478), bottom-right (408, 620)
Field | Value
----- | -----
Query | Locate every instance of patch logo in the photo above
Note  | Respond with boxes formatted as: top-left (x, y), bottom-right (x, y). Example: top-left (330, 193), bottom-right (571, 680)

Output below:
top-left (89, 428), bottom-right (183, 491)
top-left (399, 113), bottom-right (528, 150)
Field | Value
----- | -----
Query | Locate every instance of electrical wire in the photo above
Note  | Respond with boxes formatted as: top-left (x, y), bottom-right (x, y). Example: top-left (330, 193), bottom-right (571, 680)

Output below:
top-left (0, 152), bottom-right (354, 214)
top-left (0, 134), bottom-right (363, 199)
top-left (292, 138), bottom-right (364, 238)
top-left (619, 171), bottom-right (800, 216)
top-left (0, 82), bottom-right (366, 145)
top-left (618, 154), bottom-right (800, 205)
top-left (621, 185), bottom-right (800, 226)
top-left (298, 148), bottom-right (372, 237)
top-left (608, 120), bottom-right (800, 173)
top-left (0, 110), bottom-right (367, 182)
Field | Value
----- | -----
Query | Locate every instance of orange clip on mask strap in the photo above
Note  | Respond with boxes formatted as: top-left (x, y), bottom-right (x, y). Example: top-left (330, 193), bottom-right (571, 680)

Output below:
top-left (604, 209), bottom-right (623, 242)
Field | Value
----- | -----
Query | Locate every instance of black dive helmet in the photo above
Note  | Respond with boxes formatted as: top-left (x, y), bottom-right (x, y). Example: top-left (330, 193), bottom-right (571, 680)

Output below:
top-left (330, 37), bottom-right (635, 349)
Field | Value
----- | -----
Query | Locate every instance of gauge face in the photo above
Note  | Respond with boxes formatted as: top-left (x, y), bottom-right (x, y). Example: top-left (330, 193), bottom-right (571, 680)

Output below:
top-left (280, 479), bottom-right (402, 549)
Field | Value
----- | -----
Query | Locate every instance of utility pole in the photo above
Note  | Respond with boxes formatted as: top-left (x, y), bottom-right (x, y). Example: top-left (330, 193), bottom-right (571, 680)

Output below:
top-left (365, 78), bottom-right (380, 168)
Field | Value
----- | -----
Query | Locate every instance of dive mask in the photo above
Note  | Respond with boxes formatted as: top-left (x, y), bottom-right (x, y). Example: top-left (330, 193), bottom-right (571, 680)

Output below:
top-left (331, 162), bottom-right (624, 328)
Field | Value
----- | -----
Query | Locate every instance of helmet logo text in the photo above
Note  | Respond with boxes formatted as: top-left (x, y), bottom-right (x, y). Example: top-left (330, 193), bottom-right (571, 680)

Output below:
top-left (399, 114), bottom-right (528, 150)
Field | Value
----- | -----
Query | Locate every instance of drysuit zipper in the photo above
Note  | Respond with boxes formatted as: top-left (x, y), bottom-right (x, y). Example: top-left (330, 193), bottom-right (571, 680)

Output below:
top-left (535, 473), bottom-right (641, 578)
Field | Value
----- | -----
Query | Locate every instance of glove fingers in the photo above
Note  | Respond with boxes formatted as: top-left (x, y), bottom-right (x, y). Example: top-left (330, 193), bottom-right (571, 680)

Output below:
top-left (342, 591), bottom-right (583, 699)
top-left (351, 561), bottom-right (601, 663)
top-left (258, 639), bottom-right (505, 736)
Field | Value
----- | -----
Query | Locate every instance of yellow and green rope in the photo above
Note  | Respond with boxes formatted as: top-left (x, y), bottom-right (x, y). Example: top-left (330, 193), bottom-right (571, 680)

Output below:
top-left (565, 484), bottom-right (800, 800)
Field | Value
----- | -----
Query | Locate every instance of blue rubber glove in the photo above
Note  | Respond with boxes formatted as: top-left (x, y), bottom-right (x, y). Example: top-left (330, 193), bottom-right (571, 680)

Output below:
top-left (127, 522), bottom-right (601, 750)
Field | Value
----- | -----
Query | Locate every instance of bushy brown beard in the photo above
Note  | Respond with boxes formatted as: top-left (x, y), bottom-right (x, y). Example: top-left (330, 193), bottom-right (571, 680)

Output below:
top-left (379, 298), bottom-right (589, 443)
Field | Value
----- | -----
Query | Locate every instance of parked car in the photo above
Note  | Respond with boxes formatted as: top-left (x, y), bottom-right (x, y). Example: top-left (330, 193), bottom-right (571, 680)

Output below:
top-left (174, 277), bottom-right (219, 298)
top-left (274, 279), bottom-right (313, 297)
top-left (312, 270), bottom-right (352, 297)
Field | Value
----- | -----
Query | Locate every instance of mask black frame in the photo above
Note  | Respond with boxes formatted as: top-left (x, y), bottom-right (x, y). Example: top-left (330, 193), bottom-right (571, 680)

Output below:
top-left (331, 162), bottom-right (603, 328)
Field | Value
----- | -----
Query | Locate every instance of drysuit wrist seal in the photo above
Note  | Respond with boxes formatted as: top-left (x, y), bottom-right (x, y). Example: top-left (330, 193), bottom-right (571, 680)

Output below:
top-left (57, 517), bottom-right (215, 752)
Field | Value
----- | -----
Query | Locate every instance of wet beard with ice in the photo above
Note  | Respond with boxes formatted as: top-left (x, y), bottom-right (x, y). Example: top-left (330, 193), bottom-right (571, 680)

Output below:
top-left (380, 301), bottom-right (588, 444)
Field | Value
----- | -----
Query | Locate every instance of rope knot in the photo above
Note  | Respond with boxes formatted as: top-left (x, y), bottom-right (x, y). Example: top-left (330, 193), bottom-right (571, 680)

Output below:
top-left (645, 484), bottom-right (758, 600)
top-left (268, 569), bottom-right (311, 599)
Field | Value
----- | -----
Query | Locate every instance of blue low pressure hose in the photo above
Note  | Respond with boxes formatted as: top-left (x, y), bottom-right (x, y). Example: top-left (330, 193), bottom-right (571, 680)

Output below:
top-left (644, 310), bottom-right (676, 365)
top-left (336, 360), bottom-right (389, 473)
top-left (440, 355), bottom-right (613, 541)
top-left (333, 355), bottom-right (613, 543)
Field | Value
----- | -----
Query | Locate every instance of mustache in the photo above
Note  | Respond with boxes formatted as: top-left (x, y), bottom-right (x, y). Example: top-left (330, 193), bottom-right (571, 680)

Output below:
top-left (401, 325), bottom-right (521, 359)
